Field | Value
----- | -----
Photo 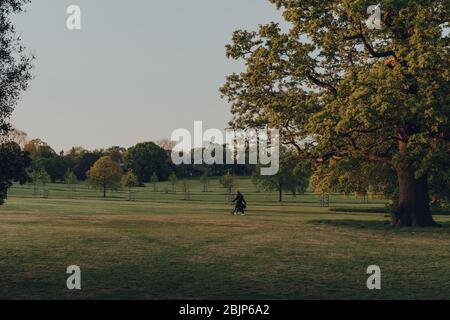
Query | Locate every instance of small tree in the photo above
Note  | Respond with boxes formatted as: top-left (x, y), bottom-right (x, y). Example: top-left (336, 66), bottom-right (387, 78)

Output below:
top-left (64, 169), bottom-right (78, 192)
top-left (28, 168), bottom-right (50, 197)
top-left (251, 168), bottom-right (262, 193)
top-left (182, 180), bottom-right (191, 201)
top-left (220, 171), bottom-right (234, 202)
top-left (168, 172), bottom-right (178, 193)
top-left (200, 169), bottom-right (209, 192)
top-left (150, 172), bottom-right (159, 192)
top-left (121, 169), bottom-right (139, 201)
top-left (87, 156), bottom-right (122, 198)
top-left (258, 151), bottom-right (312, 202)
top-left (29, 169), bottom-right (40, 195)
top-left (36, 168), bottom-right (51, 198)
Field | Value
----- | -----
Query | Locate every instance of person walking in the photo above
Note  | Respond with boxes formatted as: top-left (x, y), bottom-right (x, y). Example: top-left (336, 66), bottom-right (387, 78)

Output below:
top-left (232, 191), bottom-right (247, 215)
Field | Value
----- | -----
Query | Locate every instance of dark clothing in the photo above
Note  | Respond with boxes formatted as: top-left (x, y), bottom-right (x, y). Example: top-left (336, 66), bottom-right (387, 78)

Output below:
top-left (232, 193), bottom-right (247, 214)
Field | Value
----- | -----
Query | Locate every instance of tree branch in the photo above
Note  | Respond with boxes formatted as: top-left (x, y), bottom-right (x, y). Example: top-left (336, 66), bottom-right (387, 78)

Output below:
top-left (344, 24), bottom-right (396, 59)
top-left (306, 72), bottom-right (338, 95)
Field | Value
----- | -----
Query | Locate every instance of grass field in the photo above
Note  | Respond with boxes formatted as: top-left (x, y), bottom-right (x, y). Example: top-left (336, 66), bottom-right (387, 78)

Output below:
top-left (1, 177), bottom-right (450, 300)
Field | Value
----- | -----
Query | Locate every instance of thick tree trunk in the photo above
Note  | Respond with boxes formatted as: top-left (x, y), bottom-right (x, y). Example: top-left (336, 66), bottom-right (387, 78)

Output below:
top-left (279, 184), bottom-right (283, 203)
top-left (394, 166), bottom-right (437, 227)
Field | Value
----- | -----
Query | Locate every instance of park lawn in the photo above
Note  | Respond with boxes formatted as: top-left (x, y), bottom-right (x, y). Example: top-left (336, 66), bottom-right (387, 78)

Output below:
top-left (1, 179), bottom-right (450, 300)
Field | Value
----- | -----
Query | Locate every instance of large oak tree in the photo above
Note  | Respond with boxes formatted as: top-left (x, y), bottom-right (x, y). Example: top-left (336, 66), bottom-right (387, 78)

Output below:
top-left (221, 0), bottom-right (449, 227)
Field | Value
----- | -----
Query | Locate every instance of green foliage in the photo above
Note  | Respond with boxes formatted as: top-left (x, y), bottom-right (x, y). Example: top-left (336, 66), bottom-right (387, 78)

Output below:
top-left (121, 169), bottom-right (139, 201)
top-left (64, 169), bottom-right (77, 184)
top-left (182, 180), bottom-right (191, 201)
top-left (36, 168), bottom-right (51, 187)
top-left (24, 139), bottom-right (57, 160)
top-left (0, 142), bottom-right (31, 204)
top-left (29, 168), bottom-right (51, 197)
top-left (105, 146), bottom-right (126, 166)
top-left (121, 169), bottom-right (139, 190)
top-left (220, 171), bottom-right (234, 193)
top-left (87, 156), bottom-right (123, 197)
top-left (429, 167), bottom-right (450, 208)
top-left (72, 150), bottom-right (103, 181)
top-left (200, 169), bottom-right (209, 192)
top-left (0, 0), bottom-right (33, 137)
top-left (310, 158), bottom-right (397, 198)
top-left (255, 149), bottom-right (312, 202)
top-left (34, 157), bottom-right (69, 182)
top-left (251, 168), bottom-right (262, 192)
top-left (150, 172), bottom-right (159, 192)
top-left (0, 0), bottom-right (33, 205)
top-left (168, 172), bottom-right (178, 193)
top-left (126, 142), bottom-right (169, 184)
top-left (64, 169), bottom-right (78, 191)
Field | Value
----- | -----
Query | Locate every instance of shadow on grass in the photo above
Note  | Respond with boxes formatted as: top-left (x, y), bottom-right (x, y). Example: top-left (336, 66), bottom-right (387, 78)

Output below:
top-left (329, 207), bottom-right (450, 216)
top-left (329, 207), bottom-right (387, 214)
top-left (311, 219), bottom-right (389, 230)
top-left (433, 209), bottom-right (450, 216)
top-left (310, 219), bottom-right (450, 233)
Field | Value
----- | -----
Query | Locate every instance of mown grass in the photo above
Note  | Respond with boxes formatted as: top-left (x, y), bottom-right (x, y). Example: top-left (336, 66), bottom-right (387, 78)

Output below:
top-left (1, 178), bottom-right (449, 300)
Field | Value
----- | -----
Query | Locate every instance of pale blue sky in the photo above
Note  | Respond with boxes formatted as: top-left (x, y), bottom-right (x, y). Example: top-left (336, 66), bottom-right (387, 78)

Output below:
top-left (12, 0), bottom-right (284, 151)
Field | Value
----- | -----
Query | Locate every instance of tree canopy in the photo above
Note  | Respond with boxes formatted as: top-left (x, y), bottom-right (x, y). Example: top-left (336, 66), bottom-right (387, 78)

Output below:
top-left (121, 169), bottom-right (139, 190)
top-left (87, 156), bottom-right (123, 198)
top-left (126, 142), bottom-right (170, 183)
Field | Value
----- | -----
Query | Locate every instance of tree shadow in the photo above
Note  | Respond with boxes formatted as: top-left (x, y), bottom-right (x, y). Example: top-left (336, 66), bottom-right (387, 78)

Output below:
top-left (329, 207), bottom-right (387, 214)
top-left (433, 209), bottom-right (450, 216)
top-left (329, 207), bottom-right (450, 216)
top-left (310, 219), bottom-right (450, 233)
top-left (311, 219), bottom-right (389, 230)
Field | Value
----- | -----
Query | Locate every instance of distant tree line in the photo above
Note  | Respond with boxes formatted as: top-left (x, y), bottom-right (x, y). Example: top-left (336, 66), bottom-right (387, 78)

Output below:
top-left (21, 139), bottom-right (257, 185)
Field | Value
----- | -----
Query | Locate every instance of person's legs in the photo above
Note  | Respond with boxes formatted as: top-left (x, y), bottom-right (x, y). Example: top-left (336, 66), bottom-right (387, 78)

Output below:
top-left (237, 203), bottom-right (245, 215)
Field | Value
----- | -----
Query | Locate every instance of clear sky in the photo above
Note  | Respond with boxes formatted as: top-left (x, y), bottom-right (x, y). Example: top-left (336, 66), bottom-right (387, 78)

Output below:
top-left (11, 0), bottom-right (285, 152)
